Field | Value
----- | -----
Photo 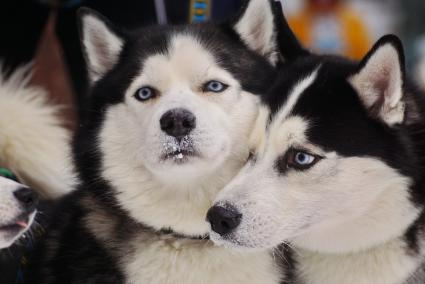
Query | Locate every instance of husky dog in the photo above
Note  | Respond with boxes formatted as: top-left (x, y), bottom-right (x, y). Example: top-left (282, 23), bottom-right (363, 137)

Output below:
top-left (26, 1), bottom-right (300, 283)
top-left (207, 34), bottom-right (425, 284)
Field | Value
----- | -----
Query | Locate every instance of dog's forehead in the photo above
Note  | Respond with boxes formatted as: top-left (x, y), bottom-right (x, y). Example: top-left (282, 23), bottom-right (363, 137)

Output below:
top-left (125, 25), bottom-right (275, 93)
top-left (139, 34), bottom-right (235, 89)
top-left (262, 57), bottom-right (367, 153)
top-left (262, 56), bottom-right (408, 166)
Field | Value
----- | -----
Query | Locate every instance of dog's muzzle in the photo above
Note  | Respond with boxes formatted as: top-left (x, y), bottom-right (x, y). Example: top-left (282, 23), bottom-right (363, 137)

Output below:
top-left (207, 204), bottom-right (242, 236)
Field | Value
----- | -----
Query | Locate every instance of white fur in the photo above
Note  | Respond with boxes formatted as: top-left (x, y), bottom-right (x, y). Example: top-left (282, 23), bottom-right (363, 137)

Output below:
top-left (0, 67), bottom-right (74, 198)
top-left (350, 44), bottom-right (405, 125)
top-left (0, 177), bottom-right (36, 249)
top-left (213, 112), bottom-right (417, 252)
top-left (296, 239), bottom-right (422, 284)
top-left (124, 237), bottom-right (280, 284)
top-left (234, 0), bottom-right (278, 64)
top-left (81, 13), bottom-right (124, 83)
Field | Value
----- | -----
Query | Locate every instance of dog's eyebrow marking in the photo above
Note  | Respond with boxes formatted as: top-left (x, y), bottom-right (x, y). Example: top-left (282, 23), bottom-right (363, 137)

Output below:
top-left (275, 66), bottom-right (320, 124)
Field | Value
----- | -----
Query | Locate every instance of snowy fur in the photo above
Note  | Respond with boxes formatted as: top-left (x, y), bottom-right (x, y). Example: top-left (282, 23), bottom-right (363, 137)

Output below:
top-left (0, 66), bottom-right (74, 198)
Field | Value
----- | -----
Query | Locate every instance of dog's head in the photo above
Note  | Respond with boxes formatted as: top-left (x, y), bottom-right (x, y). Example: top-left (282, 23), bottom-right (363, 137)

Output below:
top-left (208, 35), bottom-right (423, 253)
top-left (75, 0), bottom-right (289, 236)
top-left (0, 170), bottom-right (38, 249)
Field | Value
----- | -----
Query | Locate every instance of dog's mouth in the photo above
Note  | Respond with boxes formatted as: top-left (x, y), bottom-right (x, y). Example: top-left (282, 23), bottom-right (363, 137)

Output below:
top-left (161, 136), bottom-right (199, 163)
top-left (0, 213), bottom-right (33, 236)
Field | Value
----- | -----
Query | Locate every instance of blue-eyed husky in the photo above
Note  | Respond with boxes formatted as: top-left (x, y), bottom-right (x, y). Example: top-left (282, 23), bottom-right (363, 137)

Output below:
top-left (26, 0), bottom-right (301, 283)
top-left (207, 33), bottom-right (425, 284)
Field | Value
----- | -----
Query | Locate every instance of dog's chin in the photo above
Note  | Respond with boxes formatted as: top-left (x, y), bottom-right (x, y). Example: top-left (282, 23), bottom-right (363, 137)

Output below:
top-left (147, 139), bottom-right (229, 182)
top-left (0, 211), bottom-right (36, 249)
top-left (209, 231), bottom-right (275, 252)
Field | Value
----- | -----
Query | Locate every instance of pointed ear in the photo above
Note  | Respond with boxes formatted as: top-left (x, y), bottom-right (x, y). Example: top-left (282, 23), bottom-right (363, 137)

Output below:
top-left (233, 0), bottom-right (279, 65)
top-left (349, 35), bottom-right (406, 126)
top-left (272, 0), bottom-right (310, 62)
top-left (78, 8), bottom-right (125, 83)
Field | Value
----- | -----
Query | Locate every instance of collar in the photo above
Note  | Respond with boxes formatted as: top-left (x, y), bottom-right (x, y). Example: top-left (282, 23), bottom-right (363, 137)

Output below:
top-left (0, 167), bottom-right (19, 182)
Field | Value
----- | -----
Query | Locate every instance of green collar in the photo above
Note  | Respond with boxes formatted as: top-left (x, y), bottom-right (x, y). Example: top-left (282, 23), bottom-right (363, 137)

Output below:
top-left (0, 167), bottom-right (18, 182)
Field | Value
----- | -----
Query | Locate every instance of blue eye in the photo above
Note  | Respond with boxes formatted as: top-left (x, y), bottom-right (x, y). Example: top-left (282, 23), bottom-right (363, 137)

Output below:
top-left (204, 80), bottom-right (228, 93)
top-left (134, 87), bottom-right (157, 101)
top-left (294, 152), bottom-right (315, 165)
top-left (286, 149), bottom-right (320, 170)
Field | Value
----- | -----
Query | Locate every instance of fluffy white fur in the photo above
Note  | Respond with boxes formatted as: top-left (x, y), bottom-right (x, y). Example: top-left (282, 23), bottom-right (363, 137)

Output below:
top-left (0, 176), bottom-right (36, 248)
top-left (296, 239), bottom-right (422, 284)
top-left (124, 237), bottom-right (280, 284)
top-left (0, 66), bottom-right (74, 199)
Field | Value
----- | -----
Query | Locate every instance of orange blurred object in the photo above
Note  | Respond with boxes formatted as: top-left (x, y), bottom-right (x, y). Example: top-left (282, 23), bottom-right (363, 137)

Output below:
top-left (289, 0), bottom-right (371, 60)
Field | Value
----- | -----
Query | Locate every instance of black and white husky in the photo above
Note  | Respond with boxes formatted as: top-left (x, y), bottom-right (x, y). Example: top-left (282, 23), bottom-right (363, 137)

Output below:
top-left (207, 33), bottom-right (425, 284)
top-left (26, 0), bottom-right (299, 283)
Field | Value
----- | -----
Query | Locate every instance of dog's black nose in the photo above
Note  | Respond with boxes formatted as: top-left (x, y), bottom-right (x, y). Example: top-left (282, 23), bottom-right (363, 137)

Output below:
top-left (160, 108), bottom-right (196, 138)
top-left (207, 204), bottom-right (242, 236)
top-left (14, 187), bottom-right (39, 212)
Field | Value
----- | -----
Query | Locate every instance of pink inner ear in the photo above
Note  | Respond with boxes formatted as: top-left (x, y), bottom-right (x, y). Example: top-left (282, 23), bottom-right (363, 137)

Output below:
top-left (350, 43), bottom-right (405, 125)
top-left (92, 34), bottom-right (115, 72)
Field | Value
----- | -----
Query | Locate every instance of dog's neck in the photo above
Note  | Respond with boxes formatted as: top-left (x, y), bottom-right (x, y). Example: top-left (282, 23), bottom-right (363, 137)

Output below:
top-left (294, 233), bottom-right (425, 284)
top-left (292, 178), bottom-right (420, 254)
top-left (292, 210), bottom-right (425, 284)
top-left (291, 187), bottom-right (425, 284)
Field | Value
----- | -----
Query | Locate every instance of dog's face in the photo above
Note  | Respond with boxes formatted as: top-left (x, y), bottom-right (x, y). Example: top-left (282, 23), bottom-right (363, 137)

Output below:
top-left (0, 173), bottom-right (38, 249)
top-left (76, 0), bottom-right (281, 236)
top-left (98, 35), bottom-right (262, 183)
top-left (208, 36), bottom-right (421, 253)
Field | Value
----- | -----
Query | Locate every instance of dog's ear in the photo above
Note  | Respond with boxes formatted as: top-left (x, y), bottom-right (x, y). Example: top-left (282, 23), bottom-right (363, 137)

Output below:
top-left (272, 0), bottom-right (309, 62)
top-left (78, 8), bottom-right (125, 83)
top-left (233, 0), bottom-right (279, 65)
top-left (349, 35), bottom-right (406, 126)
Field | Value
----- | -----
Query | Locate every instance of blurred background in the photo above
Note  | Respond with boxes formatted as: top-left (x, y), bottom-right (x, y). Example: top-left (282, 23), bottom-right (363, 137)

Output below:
top-left (0, 0), bottom-right (424, 129)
